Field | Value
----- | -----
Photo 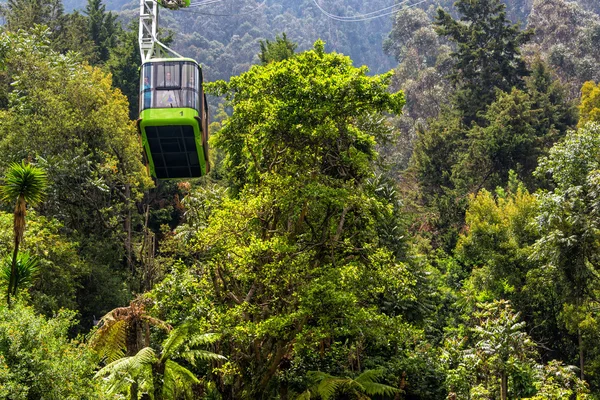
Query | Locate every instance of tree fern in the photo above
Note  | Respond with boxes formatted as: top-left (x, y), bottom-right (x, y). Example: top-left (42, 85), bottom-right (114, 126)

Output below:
top-left (94, 320), bottom-right (225, 399)
top-left (90, 298), bottom-right (170, 362)
top-left (95, 347), bottom-right (157, 397)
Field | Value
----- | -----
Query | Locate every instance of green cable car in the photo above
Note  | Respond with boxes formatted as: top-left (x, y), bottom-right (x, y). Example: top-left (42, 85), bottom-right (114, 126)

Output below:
top-left (137, 58), bottom-right (209, 179)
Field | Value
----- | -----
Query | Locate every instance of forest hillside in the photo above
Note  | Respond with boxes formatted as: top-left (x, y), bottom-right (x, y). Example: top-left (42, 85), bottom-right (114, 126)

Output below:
top-left (0, 0), bottom-right (599, 398)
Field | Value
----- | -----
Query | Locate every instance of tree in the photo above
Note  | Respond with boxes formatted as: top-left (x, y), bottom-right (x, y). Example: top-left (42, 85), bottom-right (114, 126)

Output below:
top-left (443, 300), bottom-right (538, 399)
top-left (149, 41), bottom-right (425, 398)
top-left (525, 0), bottom-right (600, 99)
top-left (84, 0), bottom-right (120, 64)
top-left (258, 32), bottom-right (297, 65)
top-left (0, 162), bottom-right (47, 305)
top-left (0, 252), bottom-right (38, 298)
top-left (0, 27), bottom-right (152, 324)
top-left (532, 122), bottom-right (600, 380)
top-left (91, 298), bottom-right (170, 362)
top-left (579, 81), bottom-right (600, 128)
top-left (0, 0), bottom-right (64, 33)
top-left (435, 0), bottom-right (532, 124)
top-left (105, 21), bottom-right (141, 119)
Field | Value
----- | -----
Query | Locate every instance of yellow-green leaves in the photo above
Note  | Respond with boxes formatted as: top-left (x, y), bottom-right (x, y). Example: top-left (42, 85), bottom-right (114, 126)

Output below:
top-left (579, 81), bottom-right (600, 129)
top-left (207, 40), bottom-right (405, 191)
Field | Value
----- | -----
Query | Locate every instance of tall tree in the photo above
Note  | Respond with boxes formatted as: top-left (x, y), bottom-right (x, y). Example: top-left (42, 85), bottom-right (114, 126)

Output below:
top-left (0, 0), bottom-right (64, 33)
top-left (0, 162), bottom-right (47, 305)
top-left (84, 0), bottom-right (120, 64)
top-left (258, 32), bottom-right (297, 65)
top-left (526, 0), bottom-right (600, 99)
top-left (435, 0), bottom-right (532, 124)
top-left (150, 41), bottom-right (426, 398)
top-left (532, 122), bottom-right (600, 380)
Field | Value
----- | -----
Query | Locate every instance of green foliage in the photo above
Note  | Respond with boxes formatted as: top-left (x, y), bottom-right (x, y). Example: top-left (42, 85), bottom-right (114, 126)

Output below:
top-left (258, 33), bottom-right (297, 65)
top-left (0, 252), bottom-right (38, 296)
top-left (0, 26), bottom-right (152, 323)
top-left (0, 0), bottom-right (64, 33)
top-left (208, 40), bottom-right (404, 191)
top-left (298, 369), bottom-right (399, 400)
top-left (411, 58), bottom-right (575, 250)
top-left (435, 0), bottom-right (532, 124)
top-left (579, 81), bottom-right (600, 128)
top-left (532, 122), bottom-right (600, 301)
top-left (90, 299), bottom-right (170, 361)
top-left (523, 361), bottom-right (590, 399)
top-left (95, 321), bottom-right (224, 399)
top-left (0, 300), bottom-right (100, 399)
top-left (146, 42), bottom-right (435, 398)
top-left (526, 0), bottom-right (600, 99)
top-left (0, 161), bottom-right (47, 305)
top-left (443, 300), bottom-right (538, 399)
top-left (105, 21), bottom-right (141, 119)
top-left (84, 0), bottom-right (120, 64)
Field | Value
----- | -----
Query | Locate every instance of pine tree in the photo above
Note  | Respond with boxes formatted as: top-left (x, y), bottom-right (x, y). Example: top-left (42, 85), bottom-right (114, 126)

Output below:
top-left (258, 33), bottom-right (297, 65)
top-left (84, 0), bottom-right (120, 63)
top-left (435, 0), bottom-right (532, 125)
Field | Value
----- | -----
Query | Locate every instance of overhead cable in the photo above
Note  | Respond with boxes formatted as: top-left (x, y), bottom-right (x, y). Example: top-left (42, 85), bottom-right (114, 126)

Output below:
top-left (188, 0), bottom-right (227, 8)
top-left (179, 0), bottom-right (266, 16)
top-left (311, 0), bottom-right (430, 22)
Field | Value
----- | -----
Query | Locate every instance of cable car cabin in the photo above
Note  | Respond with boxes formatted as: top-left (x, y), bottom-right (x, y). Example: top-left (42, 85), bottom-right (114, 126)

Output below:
top-left (137, 58), bottom-right (209, 179)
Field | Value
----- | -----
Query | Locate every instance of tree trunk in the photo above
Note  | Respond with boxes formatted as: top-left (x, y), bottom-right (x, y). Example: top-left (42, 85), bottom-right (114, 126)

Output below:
top-left (500, 371), bottom-right (508, 400)
top-left (6, 240), bottom-right (19, 305)
top-left (579, 327), bottom-right (585, 380)
top-left (7, 196), bottom-right (26, 306)
top-left (125, 183), bottom-right (133, 274)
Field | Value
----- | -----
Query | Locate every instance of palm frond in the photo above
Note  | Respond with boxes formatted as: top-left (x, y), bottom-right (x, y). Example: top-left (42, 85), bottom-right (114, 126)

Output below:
top-left (1, 252), bottom-right (38, 293)
top-left (1, 161), bottom-right (47, 206)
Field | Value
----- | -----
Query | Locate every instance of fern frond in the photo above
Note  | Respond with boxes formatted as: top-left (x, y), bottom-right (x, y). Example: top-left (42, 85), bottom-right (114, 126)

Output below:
top-left (354, 369), bottom-right (385, 384)
top-left (187, 332), bottom-right (221, 347)
top-left (161, 322), bottom-right (195, 360)
top-left (306, 371), bottom-right (347, 400)
top-left (180, 349), bottom-right (227, 365)
top-left (90, 319), bottom-right (127, 363)
top-left (296, 389), bottom-right (313, 400)
top-left (359, 381), bottom-right (399, 397)
top-left (95, 347), bottom-right (157, 396)
top-left (355, 369), bottom-right (398, 397)
top-left (95, 347), bottom-right (157, 378)
top-left (162, 359), bottom-right (200, 400)
top-left (161, 321), bottom-right (223, 364)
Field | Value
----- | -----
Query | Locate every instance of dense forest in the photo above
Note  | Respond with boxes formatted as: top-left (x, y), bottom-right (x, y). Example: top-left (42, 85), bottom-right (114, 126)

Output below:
top-left (0, 0), bottom-right (599, 398)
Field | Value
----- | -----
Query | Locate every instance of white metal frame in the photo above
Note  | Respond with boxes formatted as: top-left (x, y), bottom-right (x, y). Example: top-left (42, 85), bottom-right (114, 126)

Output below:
top-left (139, 0), bottom-right (183, 63)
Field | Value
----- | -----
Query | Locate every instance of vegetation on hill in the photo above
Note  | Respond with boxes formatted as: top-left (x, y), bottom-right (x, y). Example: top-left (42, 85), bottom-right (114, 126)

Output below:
top-left (0, 0), bottom-right (599, 398)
